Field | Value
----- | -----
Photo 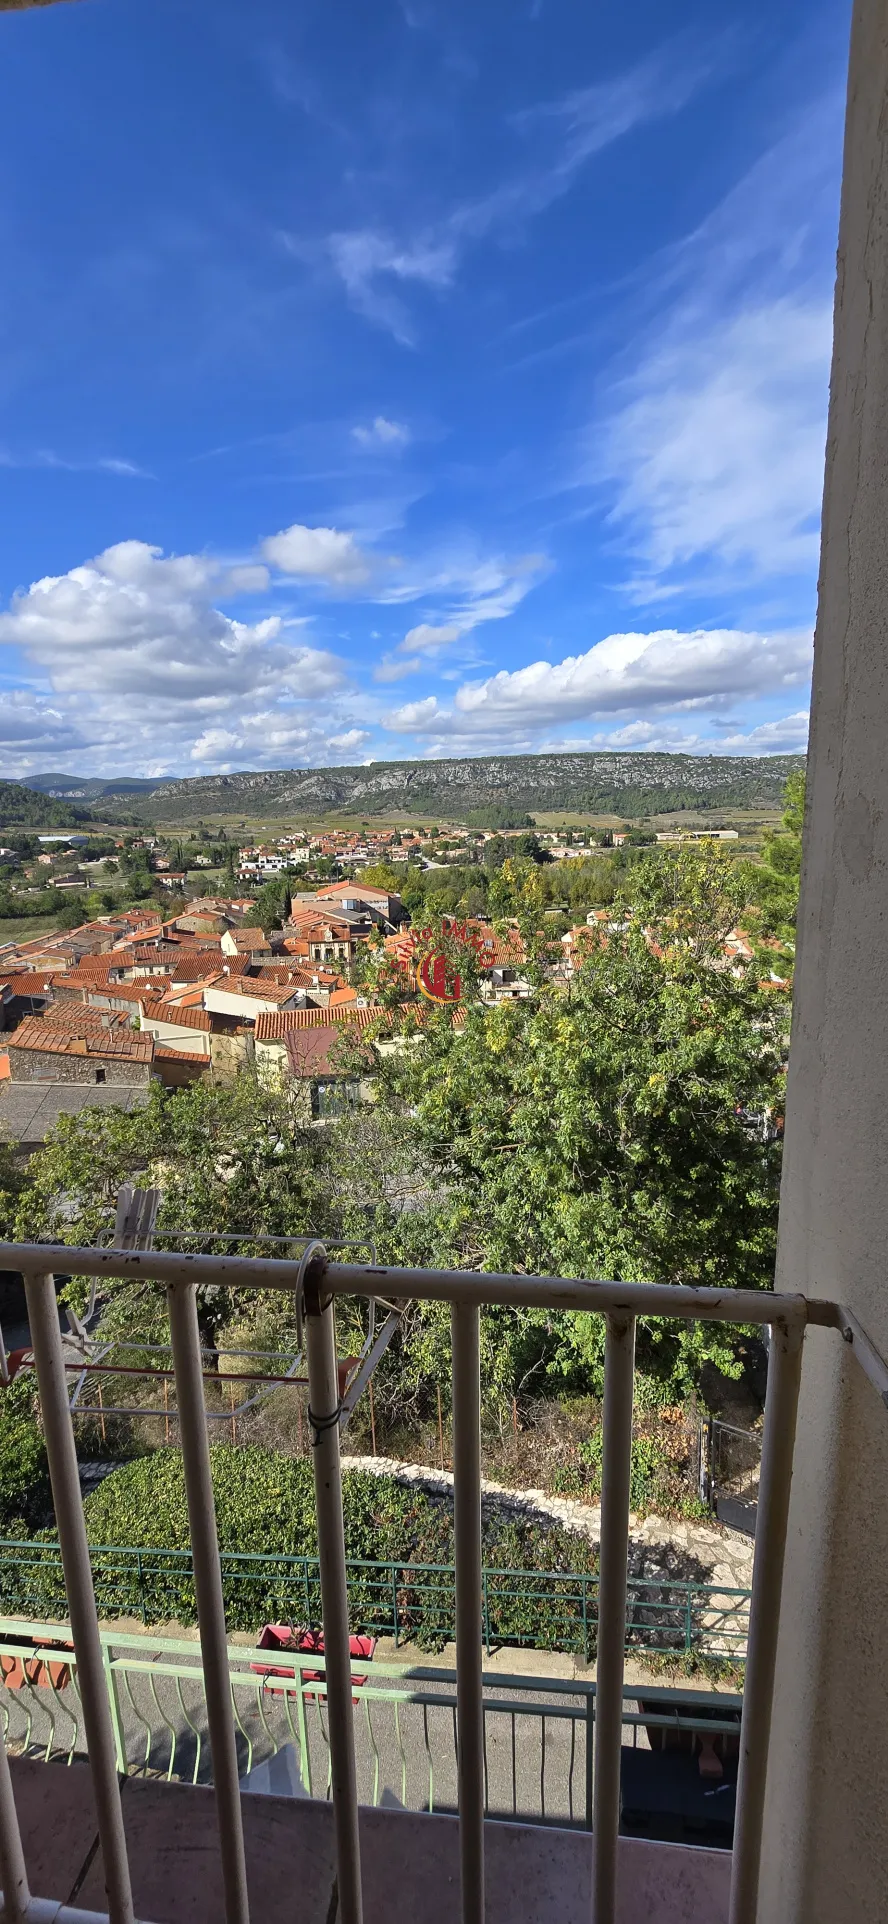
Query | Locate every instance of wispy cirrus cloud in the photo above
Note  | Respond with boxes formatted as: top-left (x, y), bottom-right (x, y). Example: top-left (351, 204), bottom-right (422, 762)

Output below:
top-left (323, 40), bottom-right (720, 341)
top-left (585, 99), bottom-right (842, 602)
top-left (0, 448), bottom-right (151, 478)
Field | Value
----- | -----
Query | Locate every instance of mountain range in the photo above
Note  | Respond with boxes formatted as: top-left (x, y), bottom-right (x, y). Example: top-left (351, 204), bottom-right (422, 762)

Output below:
top-left (10, 752), bottom-right (804, 825)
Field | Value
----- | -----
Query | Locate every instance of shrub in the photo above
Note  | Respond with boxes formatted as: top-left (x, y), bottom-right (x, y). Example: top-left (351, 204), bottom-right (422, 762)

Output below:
top-left (23, 1447), bottom-right (600, 1654)
top-left (0, 1378), bottom-right (52, 1535)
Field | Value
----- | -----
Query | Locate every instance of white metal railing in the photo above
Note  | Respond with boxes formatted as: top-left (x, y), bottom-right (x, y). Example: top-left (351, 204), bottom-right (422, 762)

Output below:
top-left (0, 1237), bottom-right (885, 1924)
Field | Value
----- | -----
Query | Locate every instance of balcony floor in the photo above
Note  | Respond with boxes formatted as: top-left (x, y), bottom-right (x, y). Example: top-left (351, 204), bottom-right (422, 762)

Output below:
top-left (9, 1756), bottom-right (731, 1922)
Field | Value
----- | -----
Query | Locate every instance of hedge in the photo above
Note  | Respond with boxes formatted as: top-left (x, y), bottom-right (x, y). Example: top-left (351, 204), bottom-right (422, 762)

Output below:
top-left (0, 1379), bottom-right (52, 1535)
top-left (15, 1446), bottom-right (599, 1653)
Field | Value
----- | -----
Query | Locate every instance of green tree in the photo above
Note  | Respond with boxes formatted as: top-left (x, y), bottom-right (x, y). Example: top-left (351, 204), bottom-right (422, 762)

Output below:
top-left (252, 874), bottom-right (293, 933)
top-left (371, 867), bottom-right (787, 1399)
top-left (14, 1076), bottom-right (333, 1348)
top-left (752, 771), bottom-right (806, 939)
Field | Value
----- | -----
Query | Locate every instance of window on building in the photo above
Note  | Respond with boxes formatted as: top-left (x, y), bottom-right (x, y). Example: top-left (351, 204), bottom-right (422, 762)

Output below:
top-left (312, 1078), bottom-right (360, 1120)
top-left (95, 1068), bottom-right (107, 1084)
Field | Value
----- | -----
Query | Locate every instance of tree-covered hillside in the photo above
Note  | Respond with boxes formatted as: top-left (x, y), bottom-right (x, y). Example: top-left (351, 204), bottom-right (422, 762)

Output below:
top-left (0, 781), bottom-right (85, 829)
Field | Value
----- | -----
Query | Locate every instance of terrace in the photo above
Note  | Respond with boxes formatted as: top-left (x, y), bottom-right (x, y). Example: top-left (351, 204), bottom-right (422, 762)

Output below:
top-left (0, 1234), bottom-right (883, 1923)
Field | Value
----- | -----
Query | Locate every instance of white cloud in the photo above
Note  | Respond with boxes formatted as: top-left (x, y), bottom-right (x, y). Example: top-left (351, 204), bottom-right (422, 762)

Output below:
top-left (385, 696), bottom-right (442, 731)
top-left (0, 539), bottom-right (355, 777)
top-left (260, 523), bottom-right (373, 584)
top-left (326, 43), bottom-right (717, 341)
top-left (587, 103), bottom-right (841, 598)
top-left (327, 230), bottom-right (456, 344)
top-left (373, 654), bottom-right (422, 683)
top-left (402, 622), bottom-right (460, 653)
top-left (352, 416), bottom-right (411, 449)
top-left (711, 711), bottom-right (810, 754)
top-left (0, 689), bottom-right (91, 762)
top-left (453, 627), bottom-right (811, 728)
top-left (597, 300), bottom-right (832, 589)
top-left (0, 449), bottom-right (151, 478)
top-left (328, 728), bottom-right (371, 750)
top-left (381, 626), bottom-right (811, 743)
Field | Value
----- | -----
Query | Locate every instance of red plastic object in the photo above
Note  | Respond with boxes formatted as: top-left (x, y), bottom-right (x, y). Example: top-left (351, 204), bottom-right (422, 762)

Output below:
top-left (251, 1624), bottom-right (376, 1702)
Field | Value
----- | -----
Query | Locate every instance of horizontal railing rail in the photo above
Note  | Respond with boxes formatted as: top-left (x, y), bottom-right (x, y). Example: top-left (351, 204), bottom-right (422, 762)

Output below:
top-left (0, 1617), bottom-right (743, 1836)
top-left (0, 1540), bottom-right (751, 1664)
top-left (0, 1235), bottom-right (884, 1924)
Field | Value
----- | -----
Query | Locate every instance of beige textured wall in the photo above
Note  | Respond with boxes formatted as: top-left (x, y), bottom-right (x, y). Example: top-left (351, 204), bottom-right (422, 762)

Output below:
top-left (758, 1), bottom-right (888, 1916)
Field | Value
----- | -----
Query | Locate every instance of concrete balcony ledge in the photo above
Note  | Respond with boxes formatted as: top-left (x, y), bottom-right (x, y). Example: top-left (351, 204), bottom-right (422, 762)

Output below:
top-left (10, 1756), bottom-right (730, 1922)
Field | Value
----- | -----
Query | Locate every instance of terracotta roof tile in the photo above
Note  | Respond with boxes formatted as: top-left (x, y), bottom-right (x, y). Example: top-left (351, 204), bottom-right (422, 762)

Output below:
top-left (254, 1006), bottom-right (377, 1041)
top-left (140, 1001), bottom-right (213, 1033)
top-left (7, 1018), bottom-right (153, 1062)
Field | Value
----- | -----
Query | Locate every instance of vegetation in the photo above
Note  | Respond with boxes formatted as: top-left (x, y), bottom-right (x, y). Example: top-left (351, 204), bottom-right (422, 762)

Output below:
top-left (0, 782), bottom-right (85, 830)
top-left (26, 1448), bottom-right (601, 1649)
top-left (750, 770), bottom-right (805, 940)
top-left (84, 751), bottom-right (804, 824)
top-left (0, 1380), bottom-right (51, 1536)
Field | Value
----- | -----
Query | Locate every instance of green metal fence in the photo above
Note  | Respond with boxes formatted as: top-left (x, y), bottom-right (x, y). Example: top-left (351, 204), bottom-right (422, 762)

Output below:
top-left (0, 1616), bottom-right (744, 1834)
top-left (0, 1541), bottom-right (751, 1664)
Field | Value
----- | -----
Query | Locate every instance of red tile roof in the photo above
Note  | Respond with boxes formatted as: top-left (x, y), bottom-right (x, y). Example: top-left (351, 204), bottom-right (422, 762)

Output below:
top-left (36, 1004), bottom-right (125, 1034)
top-left (7, 1018), bottom-right (154, 1062)
top-left (210, 979), bottom-right (303, 1006)
top-left (224, 928), bottom-right (270, 949)
top-left (153, 1045), bottom-right (212, 1064)
top-left (87, 977), bottom-right (174, 1004)
top-left (254, 1006), bottom-right (377, 1042)
top-left (0, 974), bottom-right (58, 997)
top-left (139, 1001), bottom-right (213, 1033)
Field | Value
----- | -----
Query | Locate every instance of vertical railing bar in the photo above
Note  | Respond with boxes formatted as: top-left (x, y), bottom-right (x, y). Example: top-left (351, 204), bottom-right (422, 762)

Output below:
top-left (452, 1300), bottom-right (484, 1924)
top-left (584, 1687), bottom-right (595, 1832)
top-left (24, 1272), bottom-right (135, 1924)
top-left (592, 1312), bottom-right (636, 1924)
top-left (303, 1260), bottom-right (363, 1924)
top-left (166, 1280), bottom-right (249, 1924)
top-left (728, 1318), bottom-right (805, 1924)
top-left (0, 1715), bottom-right (30, 1921)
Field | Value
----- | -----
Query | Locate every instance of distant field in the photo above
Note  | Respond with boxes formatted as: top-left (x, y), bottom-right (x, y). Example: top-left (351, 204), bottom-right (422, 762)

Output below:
top-left (0, 914), bottom-right (62, 944)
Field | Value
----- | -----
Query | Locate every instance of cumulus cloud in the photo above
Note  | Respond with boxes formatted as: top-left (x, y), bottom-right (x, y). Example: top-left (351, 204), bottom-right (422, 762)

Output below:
top-left (0, 539), bottom-right (358, 777)
top-left (0, 689), bottom-right (91, 762)
top-left (352, 417), bottom-right (411, 449)
top-left (0, 540), bottom-right (342, 706)
top-left (711, 711), bottom-right (810, 754)
top-left (385, 696), bottom-right (442, 731)
top-left (260, 523), bottom-right (373, 584)
top-left (328, 728), bottom-right (371, 750)
top-left (382, 626), bottom-right (811, 741)
top-left (452, 627), bottom-right (811, 728)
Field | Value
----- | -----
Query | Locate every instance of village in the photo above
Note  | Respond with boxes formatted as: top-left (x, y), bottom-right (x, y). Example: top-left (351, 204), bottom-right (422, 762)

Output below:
top-left (0, 808), bottom-right (769, 1156)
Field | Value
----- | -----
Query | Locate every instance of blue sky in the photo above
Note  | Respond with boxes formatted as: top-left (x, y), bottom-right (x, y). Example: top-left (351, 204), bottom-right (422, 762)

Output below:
top-left (0, 0), bottom-right (849, 779)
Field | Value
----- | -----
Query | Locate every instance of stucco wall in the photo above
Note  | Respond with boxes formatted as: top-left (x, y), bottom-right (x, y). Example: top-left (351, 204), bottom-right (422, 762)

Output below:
top-left (758, 2), bottom-right (888, 1915)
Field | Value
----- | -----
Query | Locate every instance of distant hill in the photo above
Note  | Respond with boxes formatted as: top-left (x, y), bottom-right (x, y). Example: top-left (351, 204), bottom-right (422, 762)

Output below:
top-left (27, 773), bottom-right (166, 801)
top-left (0, 781), bottom-right (87, 829)
top-left (46, 751), bottom-right (805, 824)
